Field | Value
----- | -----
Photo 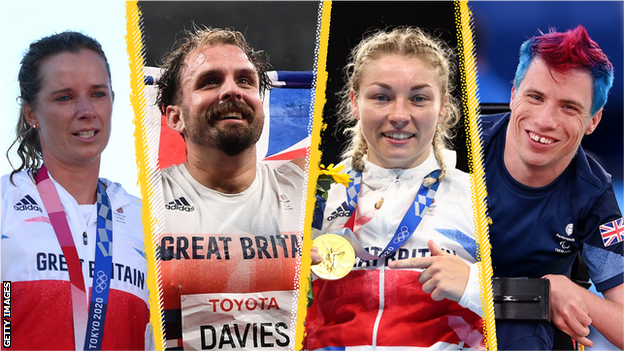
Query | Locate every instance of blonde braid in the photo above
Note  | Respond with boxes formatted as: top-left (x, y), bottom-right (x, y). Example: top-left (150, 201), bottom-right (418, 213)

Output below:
top-left (433, 128), bottom-right (448, 182)
top-left (423, 125), bottom-right (447, 187)
top-left (340, 121), bottom-right (367, 172)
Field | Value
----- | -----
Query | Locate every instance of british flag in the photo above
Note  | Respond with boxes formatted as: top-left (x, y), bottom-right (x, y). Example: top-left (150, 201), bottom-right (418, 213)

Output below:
top-left (145, 68), bottom-right (313, 169)
top-left (599, 217), bottom-right (624, 247)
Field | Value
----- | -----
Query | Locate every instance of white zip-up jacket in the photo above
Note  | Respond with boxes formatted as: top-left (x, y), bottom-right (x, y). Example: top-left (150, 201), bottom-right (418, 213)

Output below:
top-left (305, 150), bottom-right (484, 351)
top-left (1, 170), bottom-right (150, 350)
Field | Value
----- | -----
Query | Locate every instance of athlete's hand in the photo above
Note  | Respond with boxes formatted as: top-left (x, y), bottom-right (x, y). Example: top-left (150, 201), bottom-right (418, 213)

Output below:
top-left (543, 274), bottom-right (594, 348)
top-left (388, 239), bottom-right (469, 302)
top-left (310, 246), bottom-right (322, 265)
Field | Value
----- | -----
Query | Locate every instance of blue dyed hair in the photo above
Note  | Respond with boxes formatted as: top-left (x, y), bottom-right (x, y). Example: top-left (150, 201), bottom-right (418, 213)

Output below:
top-left (513, 25), bottom-right (614, 116)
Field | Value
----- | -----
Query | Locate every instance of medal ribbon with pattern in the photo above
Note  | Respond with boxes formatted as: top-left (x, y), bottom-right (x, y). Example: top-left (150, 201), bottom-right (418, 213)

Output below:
top-left (35, 164), bottom-right (113, 351)
top-left (343, 169), bottom-right (441, 258)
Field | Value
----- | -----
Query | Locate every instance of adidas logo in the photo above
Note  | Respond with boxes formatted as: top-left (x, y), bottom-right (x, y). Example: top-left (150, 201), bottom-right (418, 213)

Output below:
top-left (327, 201), bottom-right (351, 221)
top-left (14, 195), bottom-right (42, 212)
top-left (165, 196), bottom-right (194, 212)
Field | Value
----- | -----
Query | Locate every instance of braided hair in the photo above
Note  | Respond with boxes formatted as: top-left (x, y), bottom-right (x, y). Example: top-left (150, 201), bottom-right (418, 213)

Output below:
top-left (336, 26), bottom-right (460, 184)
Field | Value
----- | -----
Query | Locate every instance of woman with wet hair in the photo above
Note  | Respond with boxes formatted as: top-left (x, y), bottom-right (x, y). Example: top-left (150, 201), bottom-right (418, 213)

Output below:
top-left (1, 31), bottom-right (150, 350)
top-left (305, 27), bottom-right (485, 350)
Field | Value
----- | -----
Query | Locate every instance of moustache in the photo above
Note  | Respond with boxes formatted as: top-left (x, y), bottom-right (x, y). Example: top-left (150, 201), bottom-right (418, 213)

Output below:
top-left (205, 100), bottom-right (257, 125)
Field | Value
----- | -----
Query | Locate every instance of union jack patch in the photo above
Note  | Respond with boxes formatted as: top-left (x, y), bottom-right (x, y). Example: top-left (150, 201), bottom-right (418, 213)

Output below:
top-left (599, 217), bottom-right (624, 247)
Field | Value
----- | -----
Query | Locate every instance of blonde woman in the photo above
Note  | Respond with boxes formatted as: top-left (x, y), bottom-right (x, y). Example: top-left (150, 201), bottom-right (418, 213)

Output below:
top-left (306, 27), bottom-right (484, 350)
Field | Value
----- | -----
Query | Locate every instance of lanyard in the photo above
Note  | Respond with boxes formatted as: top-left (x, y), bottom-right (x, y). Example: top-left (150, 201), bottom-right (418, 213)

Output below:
top-left (343, 168), bottom-right (441, 259)
top-left (35, 165), bottom-right (113, 350)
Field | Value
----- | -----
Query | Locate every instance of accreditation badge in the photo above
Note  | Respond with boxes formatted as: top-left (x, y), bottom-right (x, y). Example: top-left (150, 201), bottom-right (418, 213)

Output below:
top-left (181, 290), bottom-right (295, 350)
top-left (311, 234), bottom-right (356, 280)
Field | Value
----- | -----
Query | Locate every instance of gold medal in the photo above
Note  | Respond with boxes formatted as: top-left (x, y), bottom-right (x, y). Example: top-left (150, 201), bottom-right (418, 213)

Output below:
top-left (311, 234), bottom-right (355, 280)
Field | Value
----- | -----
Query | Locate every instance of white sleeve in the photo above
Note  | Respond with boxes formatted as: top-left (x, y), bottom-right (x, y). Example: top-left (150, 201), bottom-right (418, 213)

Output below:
top-left (144, 321), bottom-right (155, 351)
top-left (458, 262), bottom-right (483, 317)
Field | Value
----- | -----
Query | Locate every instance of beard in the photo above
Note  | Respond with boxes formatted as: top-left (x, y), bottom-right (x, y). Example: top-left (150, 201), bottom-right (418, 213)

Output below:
top-left (185, 100), bottom-right (264, 157)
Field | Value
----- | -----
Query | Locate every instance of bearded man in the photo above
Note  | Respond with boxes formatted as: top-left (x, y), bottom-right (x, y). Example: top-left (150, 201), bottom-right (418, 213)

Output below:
top-left (155, 27), bottom-right (306, 350)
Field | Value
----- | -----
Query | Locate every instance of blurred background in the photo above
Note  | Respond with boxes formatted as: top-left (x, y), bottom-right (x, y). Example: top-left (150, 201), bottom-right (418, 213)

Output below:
top-left (140, 1), bottom-right (319, 73)
top-left (0, 1), bottom-right (138, 195)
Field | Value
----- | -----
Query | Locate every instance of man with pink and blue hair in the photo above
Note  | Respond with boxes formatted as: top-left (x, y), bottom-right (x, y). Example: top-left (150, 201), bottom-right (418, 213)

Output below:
top-left (481, 25), bottom-right (622, 350)
top-left (512, 28), bottom-right (614, 119)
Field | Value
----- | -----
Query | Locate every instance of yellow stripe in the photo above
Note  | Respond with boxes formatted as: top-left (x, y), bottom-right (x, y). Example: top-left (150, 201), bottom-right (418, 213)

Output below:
top-left (455, 1), bottom-right (497, 350)
top-left (295, 1), bottom-right (332, 349)
top-left (125, 1), bottom-right (166, 349)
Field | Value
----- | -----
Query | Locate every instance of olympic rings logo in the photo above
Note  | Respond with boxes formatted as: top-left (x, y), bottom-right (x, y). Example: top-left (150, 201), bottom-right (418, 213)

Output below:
top-left (95, 270), bottom-right (108, 293)
top-left (393, 226), bottom-right (410, 244)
